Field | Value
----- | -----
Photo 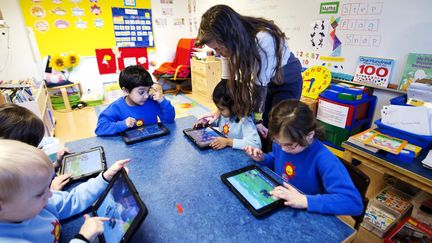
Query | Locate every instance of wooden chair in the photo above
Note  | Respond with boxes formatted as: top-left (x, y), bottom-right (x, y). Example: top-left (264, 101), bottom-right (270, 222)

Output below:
top-left (339, 158), bottom-right (370, 230)
top-left (153, 38), bottom-right (195, 96)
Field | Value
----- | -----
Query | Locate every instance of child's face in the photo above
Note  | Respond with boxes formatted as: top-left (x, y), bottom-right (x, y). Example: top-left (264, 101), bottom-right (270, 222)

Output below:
top-left (273, 135), bottom-right (306, 154)
top-left (206, 40), bottom-right (230, 57)
top-left (217, 105), bottom-right (231, 118)
top-left (124, 86), bottom-right (152, 106)
top-left (0, 171), bottom-right (52, 222)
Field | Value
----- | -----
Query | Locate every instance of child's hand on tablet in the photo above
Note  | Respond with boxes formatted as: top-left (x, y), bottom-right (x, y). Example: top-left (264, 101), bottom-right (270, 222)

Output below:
top-left (78, 214), bottom-right (110, 242)
top-left (196, 112), bottom-right (220, 126)
top-left (243, 146), bottom-right (265, 162)
top-left (50, 174), bottom-right (71, 191)
top-left (270, 182), bottom-right (308, 209)
top-left (53, 147), bottom-right (70, 170)
top-left (210, 137), bottom-right (232, 150)
top-left (103, 159), bottom-right (130, 181)
top-left (125, 117), bottom-right (136, 128)
top-left (151, 83), bottom-right (164, 103)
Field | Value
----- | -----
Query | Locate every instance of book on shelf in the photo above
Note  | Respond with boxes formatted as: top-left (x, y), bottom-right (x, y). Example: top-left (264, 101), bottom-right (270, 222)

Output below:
top-left (422, 150), bottom-right (432, 170)
top-left (384, 217), bottom-right (432, 243)
top-left (353, 56), bottom-right (394, 87)
top-left (347, 128), bottom-right (380, 153)
top-left (398, 53), bottom-right (432, 91)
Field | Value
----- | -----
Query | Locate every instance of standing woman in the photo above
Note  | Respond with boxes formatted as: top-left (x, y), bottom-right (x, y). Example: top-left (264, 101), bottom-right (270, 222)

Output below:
top-left (195, 5), bottom-right (303, 147)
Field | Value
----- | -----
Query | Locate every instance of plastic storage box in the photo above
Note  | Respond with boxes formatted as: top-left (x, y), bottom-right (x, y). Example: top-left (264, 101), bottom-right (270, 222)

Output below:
top-left (375, 186), bottom-right (413, 216)
top-left (389, 95), bottom-right (412, 107)
top-left (362, 200), bottom-right (401, 238)
top-left (375, 119), bottom-right (432, 150)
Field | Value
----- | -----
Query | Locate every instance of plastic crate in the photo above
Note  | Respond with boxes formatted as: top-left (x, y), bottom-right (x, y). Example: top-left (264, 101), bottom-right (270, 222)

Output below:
top-left (318, 121), bottom-right (366, 148)
top-left (362, 200), bottom-right (401, 238)
top-left (375, 186), bottom-right (413, 215)
top-left (389, 95), bottom-right (412, 107)
top-left (375, 119), bottom-right (432, 150)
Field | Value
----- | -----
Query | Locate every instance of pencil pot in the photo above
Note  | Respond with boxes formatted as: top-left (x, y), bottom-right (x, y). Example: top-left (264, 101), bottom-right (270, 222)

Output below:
top-left (375, 119), bottom-right (432, 150)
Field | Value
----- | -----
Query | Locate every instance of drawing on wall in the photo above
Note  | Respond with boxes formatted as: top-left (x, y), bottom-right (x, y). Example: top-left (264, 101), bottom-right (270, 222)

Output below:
top-left (329, 15), bottom-right (341, 56)
top-left (51, 7), bottom-right (67, 16)
top-left (309, 19), bottom-right (326, 50)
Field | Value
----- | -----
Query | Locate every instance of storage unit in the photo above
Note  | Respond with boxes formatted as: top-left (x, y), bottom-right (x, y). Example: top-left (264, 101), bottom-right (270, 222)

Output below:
top-left (316, 87), bottom-right (377, 149)
top-left (0, 81), bottom-right (55, 136)
top-left (190, 59), bottom-right (222, 101)
top-left (47, 82), bottom-right (82, 111)
top-left (362, 200), bottom-right (401, 238)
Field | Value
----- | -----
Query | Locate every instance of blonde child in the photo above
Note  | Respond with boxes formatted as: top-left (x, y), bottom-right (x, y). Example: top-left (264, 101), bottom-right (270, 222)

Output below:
top-left (0, 139), bottom-right (129, 242)
top-left (244, 99), bottom-right (363, 215)
top-left (194, 79), bottom-right (261, 150)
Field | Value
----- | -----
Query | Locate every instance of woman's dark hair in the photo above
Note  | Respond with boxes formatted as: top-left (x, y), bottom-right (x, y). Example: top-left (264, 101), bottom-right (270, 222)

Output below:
top-left (0, 103), bottom-right (45, 147)
top-left (196, 4), bottom-right (287, 118)
top-left (268, 99), bottom-right (325, 146)
top-left (119, 65), bottom-right (153, 92)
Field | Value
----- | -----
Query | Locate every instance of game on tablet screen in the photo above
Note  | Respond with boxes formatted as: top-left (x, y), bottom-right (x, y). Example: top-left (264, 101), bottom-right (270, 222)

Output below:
top-left (226, 169), bottom-right (278, 210)
top-left (63, 150), bottom-right (103, 177)
top-left (124, 123), bottom-right (165, 140)
top-left (189, 127), bottom-right (221, 145)
top-left (96, 173), bottom-right (140, 243)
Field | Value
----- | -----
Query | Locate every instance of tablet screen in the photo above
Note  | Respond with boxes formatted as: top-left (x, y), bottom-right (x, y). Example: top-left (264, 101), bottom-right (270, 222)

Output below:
top-left (124, 123), bottom-right (166, 141)
top-left (186, 127), bottom-right (222, 146)
top-left (63, 149), bottom-right (103, 177)
top-left (96, 173), bottom-right (141, 243)
top-left (226, 168), bottom-right (278, 210)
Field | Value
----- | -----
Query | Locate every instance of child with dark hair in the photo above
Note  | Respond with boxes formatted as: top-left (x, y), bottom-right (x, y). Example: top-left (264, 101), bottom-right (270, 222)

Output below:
top-left (244, 99), bottom-right (363, 215)
top-left (194, 79), bottom-right (261, 150)
top-left (95, 65), bottom-right (175, 136)
top-left (0, 103), bottom-right (71, 191)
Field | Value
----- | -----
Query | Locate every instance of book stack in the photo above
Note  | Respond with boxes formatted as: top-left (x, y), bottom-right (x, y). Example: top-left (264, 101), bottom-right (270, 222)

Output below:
top-left (422, 150), bottom-right (432, 170)
top-left (384, 217), bottom-right (432, 242)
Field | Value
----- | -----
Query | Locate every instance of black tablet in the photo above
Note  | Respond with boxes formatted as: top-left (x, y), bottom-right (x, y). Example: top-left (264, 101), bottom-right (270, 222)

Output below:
top-left (60, 146), bottom-right (106, 181)
top-left (93, 169), bottom-right (148, 243)
top-left (122, 123), bottom-right (169, 145)
top-left (183, 127), bottom-right (224, 150)
top-left (221, 165), bottom-right (285, 218)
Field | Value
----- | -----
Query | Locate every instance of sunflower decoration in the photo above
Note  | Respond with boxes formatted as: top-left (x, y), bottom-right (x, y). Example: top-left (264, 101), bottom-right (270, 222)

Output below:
top-left (49, 52), bottom-right (81, 82)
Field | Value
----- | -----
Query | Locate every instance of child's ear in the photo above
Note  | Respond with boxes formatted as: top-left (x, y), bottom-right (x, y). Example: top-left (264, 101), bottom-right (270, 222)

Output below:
top-left (306, 130), bottom-right (315, 140)
top-left (122, 87), bottom-right (129, 95)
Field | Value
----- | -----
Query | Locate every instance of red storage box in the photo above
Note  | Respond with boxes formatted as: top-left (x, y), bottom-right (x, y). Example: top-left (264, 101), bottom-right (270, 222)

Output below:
top-left (384, 217), bottom-right (432, 242)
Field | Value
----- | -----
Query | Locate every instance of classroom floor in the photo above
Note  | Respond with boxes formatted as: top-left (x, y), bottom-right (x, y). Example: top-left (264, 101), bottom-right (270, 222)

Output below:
top-left (53, 92), bottom-right (382, 243)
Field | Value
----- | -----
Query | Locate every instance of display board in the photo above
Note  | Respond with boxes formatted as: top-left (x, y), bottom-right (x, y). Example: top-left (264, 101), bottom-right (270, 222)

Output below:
top-left (18, 0), bottom-right (151, 57)
top-left (195, 0), bottom-right (432, 86)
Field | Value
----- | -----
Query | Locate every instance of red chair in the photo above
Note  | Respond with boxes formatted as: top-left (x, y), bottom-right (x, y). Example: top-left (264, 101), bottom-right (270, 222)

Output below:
top-left (153, 38), bottom-right (195, 95)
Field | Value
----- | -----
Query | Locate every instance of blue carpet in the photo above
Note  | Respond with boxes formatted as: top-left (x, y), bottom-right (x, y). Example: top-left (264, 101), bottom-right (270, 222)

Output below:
top-left (94, 94), bottom-right (210, 119)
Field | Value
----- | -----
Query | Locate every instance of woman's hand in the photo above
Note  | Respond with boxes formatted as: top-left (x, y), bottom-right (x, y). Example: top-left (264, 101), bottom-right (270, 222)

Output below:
top-left (270, 182), bottom-right (308, 209)
top-left (50, 174), bottom-right (71, 191)
top-left (193, 112), bottom-right (220, 128)
top-left (78, 214), bottom-right (110, 242)
top-left (210, 137), bottom-right (232, 150)
top-left (243, 146), bottom-right (265, 162)
top-left (103, 159), bottom-right (130, 181)
top-left (256, 123), bottom-right (269, 138)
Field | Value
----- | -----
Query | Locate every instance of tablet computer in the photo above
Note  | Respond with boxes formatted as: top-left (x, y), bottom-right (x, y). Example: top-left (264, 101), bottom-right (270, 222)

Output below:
top-left (93, 169), bottom-right (147, 243)
top-left (221, 165), bottom-right (285, 218)
top-left (183, 127), bottom-right (225, 150)
top-left (60, 146), bottom-right (106, 181)
top-left (122, 123), bottom-right (169, 145)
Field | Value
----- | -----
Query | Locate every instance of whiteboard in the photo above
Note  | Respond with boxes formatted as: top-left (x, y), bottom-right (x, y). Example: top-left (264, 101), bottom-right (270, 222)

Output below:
top-left (195, 0), bottom-right (432, 86)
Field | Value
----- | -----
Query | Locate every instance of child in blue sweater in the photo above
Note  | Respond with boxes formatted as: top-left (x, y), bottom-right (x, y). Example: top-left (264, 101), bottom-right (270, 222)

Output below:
top-left (0, 139), bottom-right (130, 242)
top-left (95, 65), bottom-right (175, 136)
top-left (194, 79), bottom-right (261, 150)
top-left (244, 99), bottom-right (363, 215)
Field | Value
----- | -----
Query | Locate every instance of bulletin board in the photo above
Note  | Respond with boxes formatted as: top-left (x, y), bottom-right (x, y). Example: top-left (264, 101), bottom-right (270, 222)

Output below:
top-left (18, 0), bottom-right (151, 57)
top-left (195, 0), bottom-right (432, 86)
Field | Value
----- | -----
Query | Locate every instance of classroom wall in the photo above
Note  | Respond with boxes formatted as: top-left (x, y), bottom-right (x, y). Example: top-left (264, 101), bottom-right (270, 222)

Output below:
top-left (0, 0), bottom-right (43, 81)
top-left (0, 0), bottom-right (193, 95)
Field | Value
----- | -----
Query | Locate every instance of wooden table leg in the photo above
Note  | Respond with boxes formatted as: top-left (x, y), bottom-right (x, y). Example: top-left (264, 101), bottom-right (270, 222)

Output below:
top-left (60, 87), bottom-right (71, 111)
